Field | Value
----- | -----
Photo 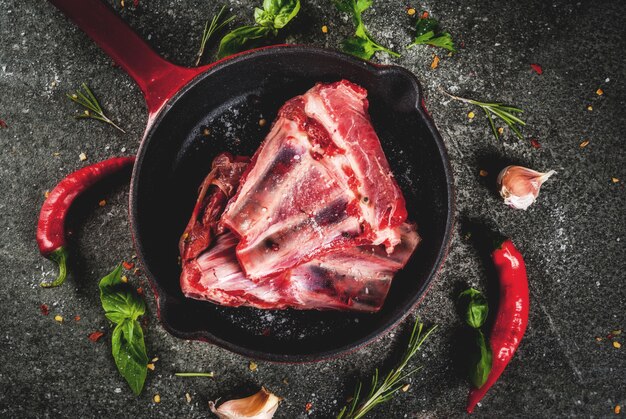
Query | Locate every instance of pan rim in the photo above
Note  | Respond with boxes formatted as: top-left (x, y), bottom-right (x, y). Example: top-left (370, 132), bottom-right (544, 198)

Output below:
top-left (129, 45), bottom-right (455, 363)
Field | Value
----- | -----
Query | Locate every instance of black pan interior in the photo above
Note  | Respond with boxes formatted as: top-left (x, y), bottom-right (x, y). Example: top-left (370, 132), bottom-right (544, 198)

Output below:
top-left (131, 46), bottom-right (453, 362)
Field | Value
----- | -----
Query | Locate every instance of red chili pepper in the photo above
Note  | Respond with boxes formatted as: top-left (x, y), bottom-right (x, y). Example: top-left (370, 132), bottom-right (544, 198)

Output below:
top-left (37, 157), bottom-right (135, 287)
top-left (466, 238), bottom-right (529, 413)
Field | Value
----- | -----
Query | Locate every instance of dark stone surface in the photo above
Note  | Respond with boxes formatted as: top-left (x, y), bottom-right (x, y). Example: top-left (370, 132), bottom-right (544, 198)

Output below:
top-left (1, 0), bottom-right (624, 417)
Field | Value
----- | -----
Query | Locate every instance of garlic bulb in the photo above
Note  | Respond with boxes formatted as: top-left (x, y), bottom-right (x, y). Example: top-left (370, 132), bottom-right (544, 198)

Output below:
top-left (497, 165), bottom-right (556, 210)
top-left (209, 387), bottom-right (281, 419)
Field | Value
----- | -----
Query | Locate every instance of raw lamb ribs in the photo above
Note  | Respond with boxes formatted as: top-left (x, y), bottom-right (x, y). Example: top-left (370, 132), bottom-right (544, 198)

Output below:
top-left (179, 80), bottom-right (420, 312)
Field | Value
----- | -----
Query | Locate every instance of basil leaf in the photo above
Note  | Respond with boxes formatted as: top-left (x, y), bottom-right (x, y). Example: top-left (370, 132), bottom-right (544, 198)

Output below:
top-left (409, 16), bottom-right (456, 52)
top-left (99, 264), bottom-right (145, 323)
top-left (272, 0), bottom-right (300, 29)
top-left (217, 25), bottom-right (272, 59)
top-left (415, 17), bottom-right (439, 37)
top-left (112, 319), bottom-right (148, 396)
top-left (343, 36), bottom-right (378, 60)
top-left (469, 330), bottom-right (492, 389)
top-left (458, 288), bottom-right (489, 329)
top-left (99, 265), bottom-right (149, 396)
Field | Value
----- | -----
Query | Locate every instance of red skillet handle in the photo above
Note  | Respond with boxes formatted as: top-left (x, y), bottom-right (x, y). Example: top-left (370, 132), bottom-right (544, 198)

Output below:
top-left (49, 0), bottom-right (204, 116)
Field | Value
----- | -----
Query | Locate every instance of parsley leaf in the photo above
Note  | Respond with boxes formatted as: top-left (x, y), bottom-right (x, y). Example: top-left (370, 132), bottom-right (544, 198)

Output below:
top-left (334, 0), bottom-right (400, 60)
top-left (407, 15), bottom-right (456, 52)
top-left (218, 0), bottom-right (300, 59)
top-left (99, 265), bottom-right (148, 396)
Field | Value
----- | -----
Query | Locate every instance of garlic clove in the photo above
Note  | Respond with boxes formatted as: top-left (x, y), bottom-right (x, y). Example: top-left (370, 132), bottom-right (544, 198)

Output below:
top-left (497, 165), bottom-right (556, 210)
top-left (209, 387), bottom-right (281, 419)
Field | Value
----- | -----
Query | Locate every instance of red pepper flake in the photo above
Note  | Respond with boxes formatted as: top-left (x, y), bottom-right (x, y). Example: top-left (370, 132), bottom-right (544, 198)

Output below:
top-left (133, 0), bottom-right (139, 6)
top-left (133, 268), bottom-right (141, 275)
top-left (88, 331), bottom-right (105, 342)
top-left (530, 138), bottom-right (541, 149)
top-left (0, 119), bottom-right (7, 129)
top-left (40, 304), bottom-right (50, 316)
top-left (136, 287), bottom-right (144, 295)
top-left (262, 327), bottom-right (272, 336)
top-left (421, 11), bottom-right (429, 19)
top-left (305, 402), bottom-right (313, 412)
top-left (530, 63), bottom-right (543, 75)
top-left (122, 261), bottom-right (135, 270)
top-left (74, 315), bottom-right (81, 322)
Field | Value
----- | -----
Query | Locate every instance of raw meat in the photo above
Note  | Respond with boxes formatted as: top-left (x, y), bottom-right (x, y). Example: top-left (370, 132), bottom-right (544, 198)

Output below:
top-left (180, 224), bottom-right (419, 312)
top-left (221, 80), bottom-right (408, 280)
top-left (179, 81), bottom-right (420, 312)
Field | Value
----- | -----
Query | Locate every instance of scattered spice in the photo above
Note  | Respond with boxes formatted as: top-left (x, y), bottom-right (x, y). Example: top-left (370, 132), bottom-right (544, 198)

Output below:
top-left (122, 261), bottom-right (135, 270)
top-left (0, 119), bottom-right (7, 128)
top-left (430, 55), bottom-right (440, 69)
top-left (467, 111), bottom-right (475, 119)
top-left (121, 275), bottom-right (129, 283)
top-left (401, 384), bottom-right (411, 392)
top-left (530, 138), bottom-right (541, 149)
top-left (151, 357), bottom-right (159, 363)
top-left (587, 105), bottom-right (593, 111)
top-left (596, 337), bottom-right (603, 342)
top-left (40, 304), bottom-right (50, 316)
top-left (133, 268), bottom-right (141, 275)
top-left (596, 88), bottom-right (604, 96)
top-left (611, 178), bottom-right (620, 183)
top-left (421, 11), bottom-right (429, 19)
top-left (54, 315), bottom-right (64, 323)
top-left (153, 394), bottom-right (161, 403)
top-left (136, 287), bottom-right (144, 296)
top-left (185, 393), bottom-right (192, 403)
top-left (249, 361), bottom-right (258, 371)
top-left (259, 118), bottom-right (267, 127)
top-left (282, 378), bottom-right (289, 385)
top-left (579, 139), bottom-right (590, 148)
top-left (88, 331), bottom-right (105, 342)
top-left (613, 341), bottom-right (622, 349)
top-left (202, 127), bottom-right (211, 136)
top-left (74, 315), bottom-right (81, 322)
top-left (616, 405), bottom-right (622, 414)
top-left (79, 153), bottom-right (87, 161)
top-left (305, 402), bottom-right (313, 411)
top-left (530, 63), bottom-right (543, 75)
top-left (407, 8), bottom-right (416, 16)
top-left (479, 170), bottom-right (488, 177)
top-left (44, 190), bottom-right (50, 198)
top-left (321, 25), bottom-right (328, 33)
top-left (98, 199), bottom-right (107, 207)
top-left (497, 127), bottom-right (504, 136)
top-left (147, 363), bottom-right (155, 370)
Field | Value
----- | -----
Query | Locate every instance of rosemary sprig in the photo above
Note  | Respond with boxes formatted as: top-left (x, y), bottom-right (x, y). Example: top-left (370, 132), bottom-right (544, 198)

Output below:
top-left (174, 372), bottom-right (214, 377)
top-left (337, 320), bottom-right (437, 419)
top-left (441, 89), bottom-right (526, 140)
top-left (195, 5), bottom-right (236, 66)
top-left (67, 83), bottom-right (125, 133)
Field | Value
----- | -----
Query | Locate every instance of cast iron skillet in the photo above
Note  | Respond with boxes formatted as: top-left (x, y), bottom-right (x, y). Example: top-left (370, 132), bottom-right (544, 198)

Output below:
top-left (49, 0), bottom-right (454, 362)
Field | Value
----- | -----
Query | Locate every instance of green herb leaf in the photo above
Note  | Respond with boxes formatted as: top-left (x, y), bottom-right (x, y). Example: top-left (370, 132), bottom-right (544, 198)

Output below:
top-left (217, 25), bottom-right (272, 59)
top-left (112, 319), bottom-right (148, 396)
top-left (458, 288), bottom-right (489, 329)
top-left (195, 5), bottom-right (236, 66)
top-left (337, 319), bottom-right (436, 419)
top-left (67, 83), bottom-right (125, 133)
top-left (407, 15), bottom-right (456, 52)
top-left (441, 89), bottom-right (526, 141)
top-left (99, 265), bottom-right (148, 396)
top-left (255, 0), bottom-right (300, 29)
top-left (218, 0), bottom-right (300, 59)
top-left (469, 330), bottom-right (492, 389)
top-left (334, 0), bottom-right (399, 60)
top-left (99, 265), bottom-right (145, 322)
